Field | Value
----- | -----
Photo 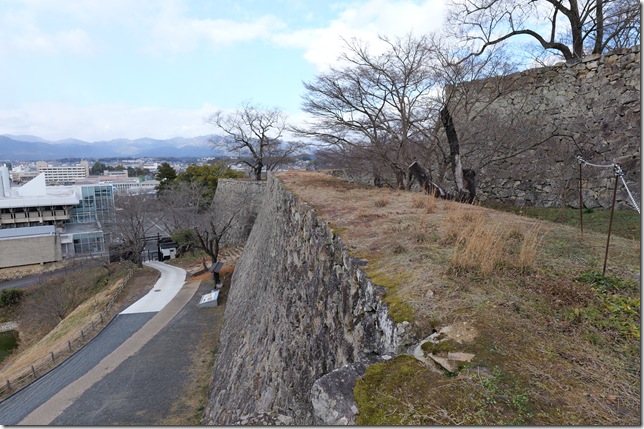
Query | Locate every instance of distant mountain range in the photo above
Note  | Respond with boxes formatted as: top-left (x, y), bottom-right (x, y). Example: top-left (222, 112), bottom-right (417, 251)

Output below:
top-left (0, 135), bottom-right (228, 161)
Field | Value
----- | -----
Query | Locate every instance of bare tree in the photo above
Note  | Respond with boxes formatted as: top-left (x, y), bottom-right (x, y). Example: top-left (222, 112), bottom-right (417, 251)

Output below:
top-left (158, 181), bottom-right (244, 269)
top-left (207, 101), bottom-right (302, 180)
top-left (110, 194), bottom-right (160, 267)
top-left (20, 263), bottom-right (110, 336)
top-left (296, 34), bottom-right (440, 190)
top-left (447, 0), bottom-right (640, 62)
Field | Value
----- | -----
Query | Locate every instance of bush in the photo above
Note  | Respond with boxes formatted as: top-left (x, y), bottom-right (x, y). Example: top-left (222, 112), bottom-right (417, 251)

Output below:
top-left (0, 288), bottom-right (24, 307)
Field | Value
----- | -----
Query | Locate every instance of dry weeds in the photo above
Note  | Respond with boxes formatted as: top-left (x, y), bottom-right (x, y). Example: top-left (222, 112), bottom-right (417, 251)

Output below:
top-left (0, 265), bottom-right (157, 385)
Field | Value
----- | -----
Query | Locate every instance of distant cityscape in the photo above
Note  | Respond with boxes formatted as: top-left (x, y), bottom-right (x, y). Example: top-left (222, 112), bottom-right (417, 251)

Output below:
top-left (0, 136), bottom-right (316, 271)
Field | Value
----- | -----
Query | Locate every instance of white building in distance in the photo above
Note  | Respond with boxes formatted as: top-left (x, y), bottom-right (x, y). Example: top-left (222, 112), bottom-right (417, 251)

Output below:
top-left (35, 160), bottom-right (90, 185)
top-left (0, 166), bottom-right (114, 268)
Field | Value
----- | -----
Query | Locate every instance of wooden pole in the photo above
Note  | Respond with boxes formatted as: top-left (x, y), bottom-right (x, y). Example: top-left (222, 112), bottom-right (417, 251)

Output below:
top-left (579, 162), bottom-right (584, 237)
top-left (603, 173), bottom-right (619, 276)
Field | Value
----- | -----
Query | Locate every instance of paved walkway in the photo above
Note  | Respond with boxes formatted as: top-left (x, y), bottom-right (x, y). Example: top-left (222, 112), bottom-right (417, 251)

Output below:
top-left (0, 261), bottom-right (193, 425)
top-left (51, 279), bottom-right (218, 425)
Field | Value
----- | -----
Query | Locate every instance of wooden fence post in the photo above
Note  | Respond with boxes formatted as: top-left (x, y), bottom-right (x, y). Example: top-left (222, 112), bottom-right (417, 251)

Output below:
top-left (603, 173), bottom-right (619, 276)
top-left (579, 162), bottom-right (584, 238)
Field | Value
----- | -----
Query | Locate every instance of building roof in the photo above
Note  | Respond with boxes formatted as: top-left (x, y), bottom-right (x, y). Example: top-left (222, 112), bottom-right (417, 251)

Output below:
top-left (0, 173), bottom-right (80, 209)
top-left (0, 225), bottom-right (56, 239)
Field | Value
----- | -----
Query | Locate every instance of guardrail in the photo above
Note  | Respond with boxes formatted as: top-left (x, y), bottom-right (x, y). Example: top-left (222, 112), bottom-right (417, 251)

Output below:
top-left (0, 265), bottom-right (136, 400)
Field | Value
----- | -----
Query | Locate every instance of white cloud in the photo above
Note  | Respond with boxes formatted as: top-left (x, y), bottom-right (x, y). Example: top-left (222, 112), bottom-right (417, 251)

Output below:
top-left (0, 102), bottom-right (219, 141)
top-left (0, 6), bottom-right (94, 57)
top-left (273, 0), bottom-right (447, 70)
top-left (143, 1), bottom-right (286, 54)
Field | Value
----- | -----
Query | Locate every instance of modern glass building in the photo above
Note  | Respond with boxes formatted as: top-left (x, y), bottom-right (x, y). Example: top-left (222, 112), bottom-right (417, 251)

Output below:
top-left (69, 185), bottom-right (115, 227)
top-left (63, 185), bottom-right (115, 258)
top-left (0, 170), bottom-right (116, 267)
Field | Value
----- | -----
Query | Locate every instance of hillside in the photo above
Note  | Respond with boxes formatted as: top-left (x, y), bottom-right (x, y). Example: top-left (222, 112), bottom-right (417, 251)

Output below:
top-left (206, 171), bottom-right (639, 425)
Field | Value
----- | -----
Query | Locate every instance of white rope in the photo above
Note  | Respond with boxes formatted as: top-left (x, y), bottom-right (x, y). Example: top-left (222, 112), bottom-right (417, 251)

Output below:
top-left (577, 155), bottom-right (641, 214)
top-left (576, 156), bottom-right (614, 169)
top-left (619, 175), bottom-right (641, 214)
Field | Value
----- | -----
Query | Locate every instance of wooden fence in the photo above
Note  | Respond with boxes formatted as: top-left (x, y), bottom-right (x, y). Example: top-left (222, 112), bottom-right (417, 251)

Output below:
top-left (0, 266), bottom-right (135, 399)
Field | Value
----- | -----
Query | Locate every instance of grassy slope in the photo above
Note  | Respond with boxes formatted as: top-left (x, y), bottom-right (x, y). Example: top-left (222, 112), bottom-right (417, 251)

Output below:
top-left (0, 252), bottom-right (233, 424)
top-left (0, 263), bottom-right (154, 383)
top-left (482, 202), bottom-right (641, 241)
top-left (278, 171), bottom-right (640, 426)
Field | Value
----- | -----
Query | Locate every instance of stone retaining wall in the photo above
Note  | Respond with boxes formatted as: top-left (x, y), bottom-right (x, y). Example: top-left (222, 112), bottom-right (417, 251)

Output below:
top-left (203, 174), bottom-right (416, 425)
top-left (213, 179), bottom-right (266, 248)
top-left (453, 46), bottom-right (640, 209)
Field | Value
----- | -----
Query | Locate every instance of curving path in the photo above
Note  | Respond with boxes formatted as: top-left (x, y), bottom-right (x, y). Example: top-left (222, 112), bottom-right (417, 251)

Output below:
top-left (0, 261), bottom-right (193, 425)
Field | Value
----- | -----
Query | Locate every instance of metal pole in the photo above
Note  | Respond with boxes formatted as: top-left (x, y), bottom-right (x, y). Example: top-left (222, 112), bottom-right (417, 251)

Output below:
top-left (579, 162), bottom-right (584, 237)
top-left (602, 173), bottom-right (619, 276)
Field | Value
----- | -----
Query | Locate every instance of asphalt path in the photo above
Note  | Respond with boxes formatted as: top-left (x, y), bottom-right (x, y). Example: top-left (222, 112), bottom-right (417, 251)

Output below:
top-left (0, 261), bottom-right (190, 425)
top-left (51, 279), bottom-right (215, 425)
top-left (0, 313), bottom-right (155, 424)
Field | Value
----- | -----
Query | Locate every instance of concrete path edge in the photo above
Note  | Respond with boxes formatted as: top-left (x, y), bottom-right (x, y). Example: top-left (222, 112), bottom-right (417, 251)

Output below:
top-left (18, 279), bottom-right (201, 425)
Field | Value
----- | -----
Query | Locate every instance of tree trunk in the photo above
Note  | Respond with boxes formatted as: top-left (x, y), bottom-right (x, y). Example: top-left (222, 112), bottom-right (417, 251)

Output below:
top-left (569, 0), bottom-right (585, 59)
top-left (593, 0), bottom-right (604, 54)
top-left (254, 162), bottom-right (263, 181)
top-left (394, 170), bottom-right (405, 190)
top-left (440, 106), bottom-right (468, 201)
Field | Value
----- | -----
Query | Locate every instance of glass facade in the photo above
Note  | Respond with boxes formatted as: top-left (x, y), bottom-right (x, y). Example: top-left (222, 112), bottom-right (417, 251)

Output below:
top-left (72, 231), bottom-right (105, 255)
top-left (67, 185), bottom-right (115, 256)
top-left (69, 185), bottom-right (115, 227)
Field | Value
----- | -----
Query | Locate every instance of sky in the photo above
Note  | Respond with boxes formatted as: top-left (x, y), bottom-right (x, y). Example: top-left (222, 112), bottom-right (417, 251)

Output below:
top-left (0, 0), bottom-right (447, 142)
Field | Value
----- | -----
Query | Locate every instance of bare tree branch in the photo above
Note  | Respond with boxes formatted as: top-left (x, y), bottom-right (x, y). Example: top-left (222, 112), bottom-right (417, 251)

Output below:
top-left (207, 101), bottom-right (303, 180)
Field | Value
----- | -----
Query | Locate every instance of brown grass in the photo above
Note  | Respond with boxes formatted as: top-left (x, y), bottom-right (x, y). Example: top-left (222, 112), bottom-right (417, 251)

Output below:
top-left (277, 171), bottom-right (641, 426)
top-left (0, 264), bottom-right (156, 384)
top-left (447, 208), bottom-right (543, 275)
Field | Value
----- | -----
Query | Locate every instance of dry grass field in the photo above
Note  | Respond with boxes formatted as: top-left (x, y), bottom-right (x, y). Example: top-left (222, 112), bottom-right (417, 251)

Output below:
top-left (278, 171), bottom-right (640, 426)
top-left (0, 263), bottom-right (158, 385)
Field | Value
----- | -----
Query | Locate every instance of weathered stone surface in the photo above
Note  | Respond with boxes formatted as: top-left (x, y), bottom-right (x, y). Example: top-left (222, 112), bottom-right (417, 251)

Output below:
top-left (452, 46), bottom-right (640, 210)
top-left (203, 175), bottom-right (419, 425)
top-left (311, 355), bottom-right (384, 425)
top-left (232, 412), bottom-right (294, 425)
top-left (213, 179), bottom-right (265, 248)
top-left (324, 49), bottom-right (641, 209)
top-left (447, 352), bottom-right (476, 362)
